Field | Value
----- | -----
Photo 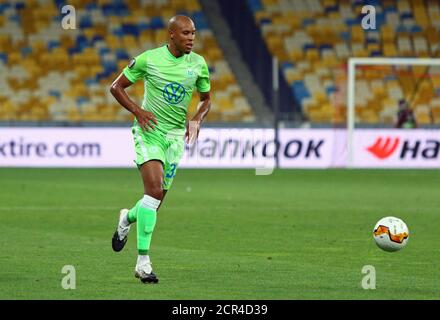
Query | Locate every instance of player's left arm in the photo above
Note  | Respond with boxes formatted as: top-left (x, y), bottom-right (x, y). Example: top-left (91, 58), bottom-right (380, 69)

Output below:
top-left (186, 91), bottom-right (211, 145)
top-left (186, 57), bottom-right (211, 145)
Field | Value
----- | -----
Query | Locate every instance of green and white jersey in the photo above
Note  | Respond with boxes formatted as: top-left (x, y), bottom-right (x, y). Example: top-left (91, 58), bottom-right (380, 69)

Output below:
top-left (123, 45), bottom-right (211, 135)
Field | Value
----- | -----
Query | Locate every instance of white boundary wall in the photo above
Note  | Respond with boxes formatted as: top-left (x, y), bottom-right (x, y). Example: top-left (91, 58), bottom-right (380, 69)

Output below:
top-left (0, 128), bottom-right (439, 168)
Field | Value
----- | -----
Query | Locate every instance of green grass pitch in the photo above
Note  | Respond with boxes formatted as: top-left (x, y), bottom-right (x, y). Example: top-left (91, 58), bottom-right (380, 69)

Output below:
top-left (0, 168), bottom-right (439, 300)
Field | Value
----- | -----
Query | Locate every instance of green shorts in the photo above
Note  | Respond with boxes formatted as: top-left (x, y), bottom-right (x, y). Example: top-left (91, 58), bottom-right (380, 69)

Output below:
top-left (132, 125), bottom-right (185, 190)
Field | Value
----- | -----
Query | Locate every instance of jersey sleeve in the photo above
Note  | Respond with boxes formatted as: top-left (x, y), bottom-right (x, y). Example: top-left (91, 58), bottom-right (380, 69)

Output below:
top-left (196, 58), bottom-right (211, 93)
top-left (123, 51), bottom-right (148, 83)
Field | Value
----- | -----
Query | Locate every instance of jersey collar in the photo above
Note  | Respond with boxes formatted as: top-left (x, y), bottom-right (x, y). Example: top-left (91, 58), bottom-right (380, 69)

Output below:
top-left (164, 45), bottom-right (186, 61)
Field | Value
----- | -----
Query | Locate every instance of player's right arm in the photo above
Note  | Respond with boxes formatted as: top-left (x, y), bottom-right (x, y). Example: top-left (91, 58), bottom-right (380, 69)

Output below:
top-left (109, 59), bottom-right (157, 131)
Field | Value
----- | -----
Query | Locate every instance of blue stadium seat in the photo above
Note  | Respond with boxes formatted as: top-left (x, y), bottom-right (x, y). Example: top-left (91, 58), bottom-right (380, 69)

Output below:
top-left (400, 12), bottom-right (413, 19)
top-left (76, 97), bottom-right (89, 106)
top-left (85, 79), bottom-right (97, 86)
top-left (115, 49), bottom-right (129, 61)
top-left (86, 3), bottom-right (97, 10)
top-left (76, 35), bottom-right (91, 50)
top-left (79, 16), bottom-right (93, 29)
top-left (15, 2), bottom-right (25, 10)
top-left (0, 53), bottom-right (8, 64)
top-left (303, 44), bottom-right (317, 51)
top-left (192, 12), bottom-right (209, 30)
top-left (49, 90), bottom-right (61, 100)
top-left (281, 62), bottom-right (294, 70)
top-left (292, 81), bottom-right (310, 106)
top-left (396, 25), bottom-right (408, 33)
top-left (102, 4), bottom-right (115, 16)
top-left (92, 35), bottom-right (104, 43)
top-left (122, 24), bottom-right (140, 37)
top-left (365, 37), bottom-right (378, 44)
top-left (259, 18), bottom-right (271, 25)
top-left (370, 50), bottom-right (383, 56)
top-left (302, 18), bottom-right (315, 28)
top-left (364, 0), bottom-right (381, 5)
top-left (340, 31), bottom-right (351, 42)
top-left (9, 14), bottom-right (21, 23)
top-left (48, 40), bottom-right (61, 51)
top-left (411, 25), bottom-right (422, 33)
top-left (0, 3), bottom-right (11, 14)
top-left (68, 46), bottom-right (82, 56)
top-left (247, 0), bottom-right (262, 12)
top-left (138, 21), bottom-right (150, 31)
top-left (99, 47), bottom-right (111, 56)
top-left (55, 0), bottom-right (65, 9)
top-left (150, 17), bottom-right (164, 30)
top-left (384, 6), bottom-right (397, 13)
top-left (345, 18), bottom-right (361, 27)
top-left (21, 47), bottom-right (32, 57)
top-left (325, 85), bottom-right (337, 96)
top-left (325, 5), bottom-right (338, 14)
top-left (319, 44), bottom-right (333, 51)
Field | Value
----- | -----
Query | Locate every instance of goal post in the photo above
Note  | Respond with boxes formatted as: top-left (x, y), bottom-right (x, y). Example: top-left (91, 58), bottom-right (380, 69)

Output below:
top-left (347, 57), bottom-right (440, 167)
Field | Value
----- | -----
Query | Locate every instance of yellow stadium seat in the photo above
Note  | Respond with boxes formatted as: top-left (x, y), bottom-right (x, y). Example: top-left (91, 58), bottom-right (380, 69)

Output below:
top-left (106, 35), bottom-right (122, 50)
top-left (122, 35), bottom-right (138, 49)
top-left (186, 0), bottom-right (201, 11)
top-left (206, 47), bottom-right (223, 61)
top-left (154, 29), bottom-right (168, 45)
top-left (1, 0), bottom-right (254, 124)
top-left (322, 0), bottom-right (336, 6)
top-left (351, 26), bottom-right (365, 42)
top-left (262, 0), bottom-right (278, 6)
top-left (315, 91), bottom-right (327, 104)
top-left (383, 43), bottom-right (398, 56)
top-left (381, 25), bottom-right (395, 42)
top-left (255, 11), bottom-right (271, 22)
top-left (287, 48), bottom-right (304, 61)
top-left (161, 9), bottom-right (176, 21)
top-left (96, 0), bottom-right (111, 5)
top-left (419, 115), bottom-right (432, 125)
top-left (305, 49), bottom-right (320, 62)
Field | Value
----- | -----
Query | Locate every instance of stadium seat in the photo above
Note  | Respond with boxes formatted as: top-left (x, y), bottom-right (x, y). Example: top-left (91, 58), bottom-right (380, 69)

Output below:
top-left (248, 0), bottom-right (440, 125)
top-left (0, 0), bottom-right (254, 123)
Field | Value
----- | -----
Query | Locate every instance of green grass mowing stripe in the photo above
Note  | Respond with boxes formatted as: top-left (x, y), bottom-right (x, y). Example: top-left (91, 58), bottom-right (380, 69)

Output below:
top-left (0, 168), bottom-right (439, 299)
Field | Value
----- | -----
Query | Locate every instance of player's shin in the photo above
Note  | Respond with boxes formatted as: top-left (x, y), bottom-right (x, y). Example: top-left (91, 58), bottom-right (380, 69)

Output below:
top-left (127, 199), bottom-right (142, 224)
top-left (137, 195), bottom-right (161, 255)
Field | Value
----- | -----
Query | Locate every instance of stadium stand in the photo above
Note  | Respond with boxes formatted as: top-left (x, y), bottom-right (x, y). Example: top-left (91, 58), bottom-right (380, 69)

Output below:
top-left (247, 0), bottom-right (440, 125)
top-left (0, 0), bottom-right (256, 123)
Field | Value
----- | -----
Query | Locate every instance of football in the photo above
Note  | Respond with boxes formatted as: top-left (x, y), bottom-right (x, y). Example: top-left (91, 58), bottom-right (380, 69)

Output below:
top-left (373, 217), bottom-right (409, 252)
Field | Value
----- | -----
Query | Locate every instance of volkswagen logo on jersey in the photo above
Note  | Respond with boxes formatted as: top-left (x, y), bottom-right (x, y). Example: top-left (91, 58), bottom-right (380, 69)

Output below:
top-left (163, 82), bottom-right (186, 104)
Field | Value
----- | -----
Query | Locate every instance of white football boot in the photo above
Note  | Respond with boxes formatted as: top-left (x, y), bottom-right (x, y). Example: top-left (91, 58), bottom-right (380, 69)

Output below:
top-left (135, 256), bottom-right (159, 284)
top-left (111, 209), bottom-right (130, 252)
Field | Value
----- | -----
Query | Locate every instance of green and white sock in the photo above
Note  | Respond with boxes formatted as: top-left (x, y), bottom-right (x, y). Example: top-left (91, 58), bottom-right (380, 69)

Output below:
top-left (127, 199), bottom-right (141, 224)
top-left (137, 195), bottom-right (161, 255)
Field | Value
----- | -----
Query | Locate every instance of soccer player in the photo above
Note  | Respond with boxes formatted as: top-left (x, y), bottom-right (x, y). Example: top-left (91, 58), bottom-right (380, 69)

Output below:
top-left (109, 15), bottom-right (211, 284)
top-left (395, 99), bottom-right (417, 128)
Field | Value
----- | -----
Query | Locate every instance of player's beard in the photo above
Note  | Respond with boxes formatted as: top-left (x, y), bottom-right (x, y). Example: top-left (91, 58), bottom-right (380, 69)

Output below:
top-left (181, 41), bottom-right (193, 54)
top-left (182, 44), bottom-right (192, 54)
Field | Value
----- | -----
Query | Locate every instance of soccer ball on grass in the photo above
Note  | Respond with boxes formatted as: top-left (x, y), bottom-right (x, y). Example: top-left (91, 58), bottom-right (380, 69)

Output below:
top-left (373, 216), bottom-right (409, 252)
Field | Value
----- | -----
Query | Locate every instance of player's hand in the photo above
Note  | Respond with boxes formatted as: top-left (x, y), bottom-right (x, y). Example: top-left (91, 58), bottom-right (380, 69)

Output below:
top-left (185, 119), bottom-right (201, 146)
top-left (134, 108), bottom-right (157, 131)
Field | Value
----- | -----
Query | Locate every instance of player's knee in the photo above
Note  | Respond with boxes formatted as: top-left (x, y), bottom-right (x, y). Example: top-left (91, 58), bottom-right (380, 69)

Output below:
top-left (147, 186), bottom-right (163, 201)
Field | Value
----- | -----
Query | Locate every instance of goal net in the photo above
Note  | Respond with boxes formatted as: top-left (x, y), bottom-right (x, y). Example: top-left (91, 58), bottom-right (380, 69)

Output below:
top-left (345, 57), bottom-right (440, 166)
